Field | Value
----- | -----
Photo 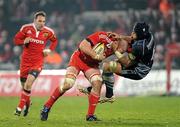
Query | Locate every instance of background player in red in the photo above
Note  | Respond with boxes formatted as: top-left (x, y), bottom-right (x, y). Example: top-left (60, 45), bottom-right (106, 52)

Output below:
top-left (14, 11), bottom-right (58, 116)
top-left (40, 31), bottom-right (128, 121)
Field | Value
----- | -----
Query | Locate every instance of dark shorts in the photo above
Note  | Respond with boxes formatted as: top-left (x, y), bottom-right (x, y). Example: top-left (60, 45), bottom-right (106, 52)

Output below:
top-left (20, 70), bottom-right (40, 83)
top-left (120, 63), bottom-right (151, 80)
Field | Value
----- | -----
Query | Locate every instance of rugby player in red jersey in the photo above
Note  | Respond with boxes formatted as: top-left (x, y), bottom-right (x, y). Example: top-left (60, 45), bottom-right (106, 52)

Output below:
top-left (40, 31), bottom-right (128, 121)
top-left (14, 11), bottom-right (58, 116)
top-left (79, 22), bottom-right (155, 104)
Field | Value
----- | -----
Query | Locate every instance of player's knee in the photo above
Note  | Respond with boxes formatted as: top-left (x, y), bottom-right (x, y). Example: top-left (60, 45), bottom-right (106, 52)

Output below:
top-left (105, 61), bottom-right (122, 74)
top-left (89, 75), bottom-right (103, 94)
top-left (109, 61), bottom-right (118, 72)
top-left (65, 77), bottom-right (75, 88)
top-left (90, 74), bottom-right (103, 84)
top-left (102, 62), bottom-right (110, 72)
top-left (60, 77), bottom-right (75, 92)
top-left (103, 61), bottom-right (119, 73)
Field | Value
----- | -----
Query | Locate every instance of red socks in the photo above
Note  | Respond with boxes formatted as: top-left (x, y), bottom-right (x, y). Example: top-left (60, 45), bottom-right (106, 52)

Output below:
top-left (45, 87), bottom-right (63, 108)
top-left (18, 89), bottom-right (31, 110)
top-left (87, 92), bottom-right (100, 116)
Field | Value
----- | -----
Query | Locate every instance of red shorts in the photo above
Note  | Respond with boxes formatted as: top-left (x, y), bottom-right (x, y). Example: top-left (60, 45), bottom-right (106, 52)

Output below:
top-left (20, 62), bottom-right (42, 78)
top-left (68, 52), bottom-right (99, 73)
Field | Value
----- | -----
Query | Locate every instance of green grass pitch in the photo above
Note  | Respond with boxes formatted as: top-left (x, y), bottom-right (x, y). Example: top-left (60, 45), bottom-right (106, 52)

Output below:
top-left (0, 96), bottom-right (179, 127)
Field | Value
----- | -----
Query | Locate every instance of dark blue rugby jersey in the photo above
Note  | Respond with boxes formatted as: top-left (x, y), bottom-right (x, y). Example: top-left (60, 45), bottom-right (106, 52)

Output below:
top-left (131, 34), bottom-right (155, 68)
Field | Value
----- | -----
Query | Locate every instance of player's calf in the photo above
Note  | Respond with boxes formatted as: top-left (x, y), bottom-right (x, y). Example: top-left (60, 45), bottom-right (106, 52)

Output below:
top-left (102, 72), bottom-right (114, 98)
top-left (23, 101), bottom-right (32, 117)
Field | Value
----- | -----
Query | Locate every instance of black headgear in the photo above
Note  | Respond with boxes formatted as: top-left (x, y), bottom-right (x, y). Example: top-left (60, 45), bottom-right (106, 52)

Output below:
top-left (133, 22), bottom-right (150, 40)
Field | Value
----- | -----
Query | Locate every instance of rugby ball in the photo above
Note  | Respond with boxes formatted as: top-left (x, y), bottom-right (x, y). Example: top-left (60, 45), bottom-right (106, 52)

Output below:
top-left (92, 43), bottom-right (105, 55)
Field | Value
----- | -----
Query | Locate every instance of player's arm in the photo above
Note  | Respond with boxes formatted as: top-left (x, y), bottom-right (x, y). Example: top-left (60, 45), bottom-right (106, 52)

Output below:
top-left (44, 32), bottom-right (58, 57)
top-left (14, 27), bottom-right (31, 45)
top-left (49, 33), bottom-right (58, 51)
top-left (110, 38), bottom-right (130, 67)
top-left (107, 32), bottom-right (133, 44)
top-left (116, 52), bottom-right (135, 68)
top-left (115, 41), bottom-right (143, 67)
top-left (111, 39), bottom-right (129, 54)
top-left (79, 39), bottom-right (105, 61)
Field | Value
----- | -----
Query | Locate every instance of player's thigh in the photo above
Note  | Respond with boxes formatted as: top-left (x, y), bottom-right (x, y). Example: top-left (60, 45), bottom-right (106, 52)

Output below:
top-left (66, 66), bottom-right (80, 78)
top-left (103, 61), bottom-right (122, 74)
top-left (24, 73), bottom-right (37, 89)
top-left (24, 69), bottom-right (41, 90)
top-left (20, 65), bottom-right (29, 79)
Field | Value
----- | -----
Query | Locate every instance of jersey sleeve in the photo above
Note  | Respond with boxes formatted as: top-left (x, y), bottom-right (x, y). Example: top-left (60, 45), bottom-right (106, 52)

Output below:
top-left (131, 40), bottom-right (144, 60)
top-left (48, 31), bottom-right (58, 51)
top-left (13, 26), bottom-right (26, 45)
top-left (86, 31), bottom-right (108, 47)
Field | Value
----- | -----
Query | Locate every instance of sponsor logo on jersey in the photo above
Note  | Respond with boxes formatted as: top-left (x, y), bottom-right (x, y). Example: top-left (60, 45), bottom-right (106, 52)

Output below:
top-left (43, 32), bottom-right (49, 38)
top-left (30, 38), bottom-right (44, 44)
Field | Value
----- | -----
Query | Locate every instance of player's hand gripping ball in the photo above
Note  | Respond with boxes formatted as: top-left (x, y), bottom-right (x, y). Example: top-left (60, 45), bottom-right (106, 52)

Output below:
top-left (92, 42), bottom-right (105, 61)
top-left (92, 43), bottom-right (105, 55)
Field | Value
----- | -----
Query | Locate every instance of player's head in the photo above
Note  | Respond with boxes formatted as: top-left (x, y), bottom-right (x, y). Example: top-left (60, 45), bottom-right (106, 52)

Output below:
top-left (33, 11), bottom-right (46, 31)
top-left (131, 22), bottom-right (150, 40)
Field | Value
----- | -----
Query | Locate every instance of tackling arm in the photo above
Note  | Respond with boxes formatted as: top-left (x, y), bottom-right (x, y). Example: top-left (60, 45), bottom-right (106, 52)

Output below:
top-left (79, 39), bottom-right (105, 61)
top-left (112, 38), bottom-right (132, 67)
top-left (117, 53), bottom-right (134, 68)
top-left (112, 33), bottom-right (136, 67)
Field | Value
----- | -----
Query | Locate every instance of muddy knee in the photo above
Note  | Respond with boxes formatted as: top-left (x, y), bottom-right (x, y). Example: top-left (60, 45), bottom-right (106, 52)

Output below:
top-left (60, 77), bottom-right (76, 92)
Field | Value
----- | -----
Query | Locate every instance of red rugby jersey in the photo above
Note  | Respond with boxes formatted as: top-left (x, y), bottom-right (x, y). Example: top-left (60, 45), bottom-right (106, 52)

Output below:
top-left (14, 23), bottom-right (58, 64)
top-left (78, 31), bottom-right (114, 65)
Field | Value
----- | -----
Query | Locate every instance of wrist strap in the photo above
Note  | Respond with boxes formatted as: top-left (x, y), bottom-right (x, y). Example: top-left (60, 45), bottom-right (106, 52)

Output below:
top-left (115, 51), bottom-right (123, 59)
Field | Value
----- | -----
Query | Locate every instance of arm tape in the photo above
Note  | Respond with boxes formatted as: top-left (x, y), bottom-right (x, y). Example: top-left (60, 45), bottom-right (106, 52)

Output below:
top-left (115, 51), bottom-right (124, 59)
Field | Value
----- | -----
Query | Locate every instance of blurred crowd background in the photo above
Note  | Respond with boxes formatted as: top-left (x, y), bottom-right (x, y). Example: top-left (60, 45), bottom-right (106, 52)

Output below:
top-left (0, 0), bottom-right (180, 70)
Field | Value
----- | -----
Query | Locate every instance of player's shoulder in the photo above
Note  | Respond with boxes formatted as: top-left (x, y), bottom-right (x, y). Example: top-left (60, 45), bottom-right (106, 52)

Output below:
top-left (95, 31), bottom-right (108, 39)
top-left (132, 40), bottom-right (145, 53)
top-left (134, 39), bottom-right (145, 46)
top-left (43, 26), bottom-right (55, 35)
top-left (20, 23), bottom-right (33, 31)
top-left (95, 31), bottom-right (107, 35)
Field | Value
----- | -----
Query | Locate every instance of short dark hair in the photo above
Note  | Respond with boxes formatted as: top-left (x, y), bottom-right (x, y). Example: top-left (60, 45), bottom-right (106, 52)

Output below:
top-left (34, 11), bottom-right (46, 19)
